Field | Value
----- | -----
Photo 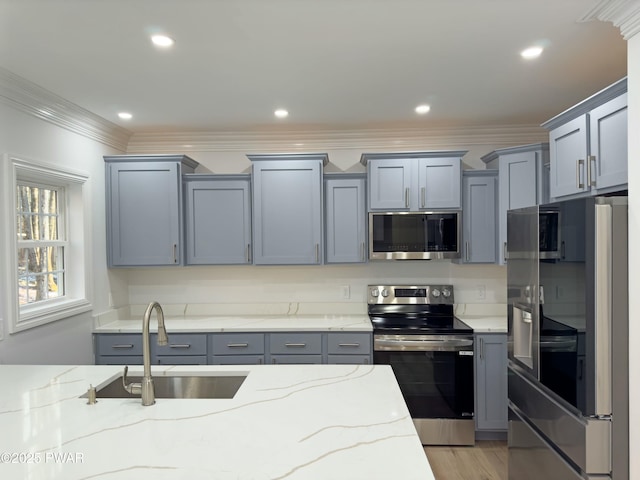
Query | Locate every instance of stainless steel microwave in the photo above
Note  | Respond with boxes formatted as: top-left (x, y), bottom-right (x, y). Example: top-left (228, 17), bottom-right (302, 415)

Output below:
top-left (369, 211), bottom-right (461, 260)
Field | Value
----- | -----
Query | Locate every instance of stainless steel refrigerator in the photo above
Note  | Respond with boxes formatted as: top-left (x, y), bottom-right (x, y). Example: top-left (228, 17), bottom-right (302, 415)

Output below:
top-left (507, 196), bottom-right (628, 480)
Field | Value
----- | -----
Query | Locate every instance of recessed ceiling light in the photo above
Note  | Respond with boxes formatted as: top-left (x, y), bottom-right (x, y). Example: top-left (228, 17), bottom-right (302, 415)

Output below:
top-left (151, 35), bottom-right (175, 47)
top-left (118, 112), bottom-right (133, 120)
top-left (521, 46), bottom-right (543, 59)
top-left (415, 104), bottom-right (431, 115)
top-left (274, 109), bottom-right (289, 119)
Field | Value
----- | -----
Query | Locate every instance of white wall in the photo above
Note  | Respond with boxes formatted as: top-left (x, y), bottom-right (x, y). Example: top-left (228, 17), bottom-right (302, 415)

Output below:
top-left (627, 29), bottom-right (639, 480)
top-left (0, 104), bottom-right (124, 364)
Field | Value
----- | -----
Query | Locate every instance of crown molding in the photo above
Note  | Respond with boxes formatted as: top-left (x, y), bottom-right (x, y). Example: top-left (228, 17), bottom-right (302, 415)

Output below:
top-left (580, 0), bottom-right (640, 39)
top-left (0, 67), bottom-right (131, 151)
top-left (126, 125), bottom-right (547, 154)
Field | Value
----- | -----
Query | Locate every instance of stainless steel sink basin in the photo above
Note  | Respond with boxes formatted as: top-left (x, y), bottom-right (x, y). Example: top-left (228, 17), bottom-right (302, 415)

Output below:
top-left (84, 374), bottom-right (247, 399)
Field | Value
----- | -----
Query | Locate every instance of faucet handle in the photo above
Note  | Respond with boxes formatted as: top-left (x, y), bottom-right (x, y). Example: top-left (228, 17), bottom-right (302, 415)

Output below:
top-left (122, 365), bottom-right (141, 395)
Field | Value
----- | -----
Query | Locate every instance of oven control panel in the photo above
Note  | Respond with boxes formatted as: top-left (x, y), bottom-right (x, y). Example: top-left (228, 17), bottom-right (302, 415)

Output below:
top-left (367, 285), bottom-right (454, 304)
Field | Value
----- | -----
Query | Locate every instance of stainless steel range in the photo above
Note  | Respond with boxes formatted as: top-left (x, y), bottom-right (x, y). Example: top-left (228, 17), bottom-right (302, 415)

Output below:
top-left (369, 284), bottom-right (475, 446)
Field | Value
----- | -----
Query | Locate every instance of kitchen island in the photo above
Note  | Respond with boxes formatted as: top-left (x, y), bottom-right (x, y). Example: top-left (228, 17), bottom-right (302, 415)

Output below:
top-left (0, 364), bottom-right (434, 479)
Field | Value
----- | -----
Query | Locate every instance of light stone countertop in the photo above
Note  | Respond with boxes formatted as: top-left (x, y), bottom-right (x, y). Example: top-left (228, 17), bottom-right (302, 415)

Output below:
top-left (0, 364), bottom-right (433, 480)
top-left (456, 315), bottom-right (508, 333)
top-left (94, 314), bottom-right (373, 333)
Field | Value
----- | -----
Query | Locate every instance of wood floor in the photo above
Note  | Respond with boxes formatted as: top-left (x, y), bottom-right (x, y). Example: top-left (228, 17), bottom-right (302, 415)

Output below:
top-left (424, 441), bottom-right (507, 480)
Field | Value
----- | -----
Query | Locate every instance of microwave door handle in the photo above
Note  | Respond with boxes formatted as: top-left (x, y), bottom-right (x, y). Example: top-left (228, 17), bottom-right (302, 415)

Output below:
top-left (439, 217), bottom-right (444, 239)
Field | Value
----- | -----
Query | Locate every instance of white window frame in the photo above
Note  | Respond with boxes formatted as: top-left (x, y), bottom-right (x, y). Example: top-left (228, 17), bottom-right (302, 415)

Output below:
top-left (1, 154), bottom-right (92, 333)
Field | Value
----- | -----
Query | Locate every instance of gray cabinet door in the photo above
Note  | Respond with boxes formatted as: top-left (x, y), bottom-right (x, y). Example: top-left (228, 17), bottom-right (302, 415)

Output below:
top-left (475, 334), bottom-right (508, 431)
top-left (549, 115), bottom-right (589, 198)
top-left (184, 176), bottom-right (251, 265)
top-left (589, 92), bottom-right (627, 190)
top-left (417, 157), bottom-right (461, 209)
top-left (325, 176), bottom-right (366, 263)
top-left (107, 161), bottom-right (182, 266)
top-left (462, 172), bottom-right (497, 263)
top-left (368, 159), bottom-right (412, 210)
top-left (252, 160), bottom-right (323, 264)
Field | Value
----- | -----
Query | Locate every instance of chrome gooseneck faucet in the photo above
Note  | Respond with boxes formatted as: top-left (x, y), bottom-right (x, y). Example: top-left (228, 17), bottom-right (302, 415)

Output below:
top-left (123, 301), bottom-right (169, 405)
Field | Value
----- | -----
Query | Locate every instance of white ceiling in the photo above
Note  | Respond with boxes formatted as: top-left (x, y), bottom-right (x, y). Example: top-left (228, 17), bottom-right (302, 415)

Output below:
top-left (0, 0), bottom-right (628, 134)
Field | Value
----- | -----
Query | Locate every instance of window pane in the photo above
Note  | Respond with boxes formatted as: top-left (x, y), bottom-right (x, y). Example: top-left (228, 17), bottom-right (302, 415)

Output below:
top-left (17, 247), bottom-right (65, 305)
top-left (16, 185), bottom-right (60, 241)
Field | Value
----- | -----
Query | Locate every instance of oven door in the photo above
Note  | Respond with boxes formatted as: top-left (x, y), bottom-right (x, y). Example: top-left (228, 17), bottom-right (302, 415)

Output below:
top-left (374, 334), bottom-right (474, 420)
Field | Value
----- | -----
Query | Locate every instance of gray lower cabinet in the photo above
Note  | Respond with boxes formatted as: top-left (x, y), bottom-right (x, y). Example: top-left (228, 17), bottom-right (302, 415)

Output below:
top-left (543, 78), bottom-right (627, 200)
top-left (95, 331), bottom-right (372, 366)
top-left (459, 170), bottom-right (497, 264)
top-left (209, 333), bottom-right (265, 365)
top-left (183, 175), bottom-right (252, 265)
top-left (481, 143), bottom-right (549, 265)
top-left (361, 152), bottom-right (464, 211)
top-left (95, 333), bottom-right (143, 365)
top-left (249, 154), bottom-right (327, 265)
top-left (475, 333), bottom-right (508, 436)
top-left (104, 155), bottom-right (198, 267)
top-left (324, 174), bottom-right (367, 263)
top-left (151, 333), bottom-right (208, 365)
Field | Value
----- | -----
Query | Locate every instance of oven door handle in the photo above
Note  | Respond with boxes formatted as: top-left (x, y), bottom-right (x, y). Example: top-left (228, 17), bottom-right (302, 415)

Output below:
top-left (374, 337), bottom-right (473, 352)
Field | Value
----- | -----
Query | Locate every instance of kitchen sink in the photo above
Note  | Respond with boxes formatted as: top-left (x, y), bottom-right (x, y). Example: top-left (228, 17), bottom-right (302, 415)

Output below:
top-left (83, 374), bottom-right (247, 399)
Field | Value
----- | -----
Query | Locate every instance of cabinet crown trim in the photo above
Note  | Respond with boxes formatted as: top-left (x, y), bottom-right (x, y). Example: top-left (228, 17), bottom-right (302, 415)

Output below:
top-left (104, 154), bottom-right (199, 169)
top-left (480, 143), bottom-right (549, 164)
top-left (360, 150), bottom-right (468, 166)
top-left (541, 77), bottom-right (627, 130)
top-left (247, 153), bottom-right (329, 166)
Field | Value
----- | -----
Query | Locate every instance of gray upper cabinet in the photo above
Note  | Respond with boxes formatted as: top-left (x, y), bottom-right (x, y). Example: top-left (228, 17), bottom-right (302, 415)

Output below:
top-left (482, 143), bottom-right (549, 265)
top-left (361, 151), bottom-right (465, 211)
top-left (249, 153), bottom-right (327, 265)
top-left (183, 175), bottom-right (252, 265)
top-left (104, 155), bottom-right (198, 267)
top-left (459, 170), bottom-right (497, 264)
top-left (324, 174), bottom-right (367, 263)
top-left (543, 78), bottom-right (627, 200)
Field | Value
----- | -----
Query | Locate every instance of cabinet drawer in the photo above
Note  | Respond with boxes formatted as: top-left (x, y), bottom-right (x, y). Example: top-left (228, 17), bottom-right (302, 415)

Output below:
top-left (327, 354), bottom-right (371, 365)
top-left (270, 355), bottom-right (323, 365)
top-left (96, 334), bottom-right (142, 356)
top-left (151, 333), bottom-right (207, 356)
top-left (154, 355), bottom-right (207, 365)
top-left (95, 355), bottom-right (143, 365)
top-left (210, 333), bottom-right (265, 355)
top-left (211, 355), bottom-right (264, 365)
top-left (269, 333), bottom-right (322, 354)
top-left (327, 333), bottom-right (371, 355)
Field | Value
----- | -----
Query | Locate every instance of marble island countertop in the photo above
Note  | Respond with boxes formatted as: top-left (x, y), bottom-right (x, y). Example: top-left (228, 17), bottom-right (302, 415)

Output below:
top-left (0, 364), bottom-right (433, 480)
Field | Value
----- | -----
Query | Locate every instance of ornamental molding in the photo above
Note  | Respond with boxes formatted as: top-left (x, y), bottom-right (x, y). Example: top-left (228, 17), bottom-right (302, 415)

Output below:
top-left (126, 125), bottom-right (547, 154)
top-left (0, 67), bottom-right (131, 151)
top-left (580, 0), bottom-right (640, 39)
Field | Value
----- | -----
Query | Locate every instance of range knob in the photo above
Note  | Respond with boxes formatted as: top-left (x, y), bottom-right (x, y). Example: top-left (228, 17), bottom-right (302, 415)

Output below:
top-left (381, 289), bottom-right (389, 297)
top-left (431, 288), bottom-right (441, 298)
top-left (371, 288), bottom-right (379, 297)
top-left (442, 288), bottom-right (452, 298)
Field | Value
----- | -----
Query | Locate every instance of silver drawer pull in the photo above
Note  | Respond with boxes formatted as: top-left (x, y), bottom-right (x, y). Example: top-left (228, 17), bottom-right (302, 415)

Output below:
top-left (112, 344), bottom-right (134, 349)
top-left (227, 343), bottom-right (249, 348)
top-left (168, 344), bottom-right (191, 349)
top-left (338, 343), bottom-right (360, 347)
top-left (285, 343), bottom-right (307, 348)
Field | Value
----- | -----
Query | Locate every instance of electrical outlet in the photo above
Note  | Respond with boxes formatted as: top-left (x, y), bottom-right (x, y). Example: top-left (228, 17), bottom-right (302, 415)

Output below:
top-left (108, 292), bottom-right (114, 307)
top-left (340, 285), bottom-right (350, 299)
top-left (476, 285), bottom-right (486, 300)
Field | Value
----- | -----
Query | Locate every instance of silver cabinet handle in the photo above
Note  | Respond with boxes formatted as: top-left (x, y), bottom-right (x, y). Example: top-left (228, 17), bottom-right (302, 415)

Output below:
top-left (421, 187), bottom-right (426, 208)
top-left (480, 337), bottom-right (484, 360)
top-left (173, 243), bottom-right (178, 263)
top-left (168, 344), bottom-right (191, 349)
top-left (338, 343), bottom-right (360, 347)
top-left (465, 240), bottom-right (470, 262)
top-left (503, 242), bottom-right (508, 262)
top-left (588, 155), bottom-right (596, 187)
top-left (577, 159), bottom-right (585, 189)
top-left (112, 344), bottom-right (134, 349)
top-left (227, 343), bottom-right (249, 348)
top-left (315, 243), bottom-right (320, 263)
top-left (285, 343), bottom-right (307, 348)
top-left (361, 242), bottom-right (365, 262)
top-left (246, 244), bottom-right (251, 263)
top-left (405, 188), bottom-right (410, 208)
